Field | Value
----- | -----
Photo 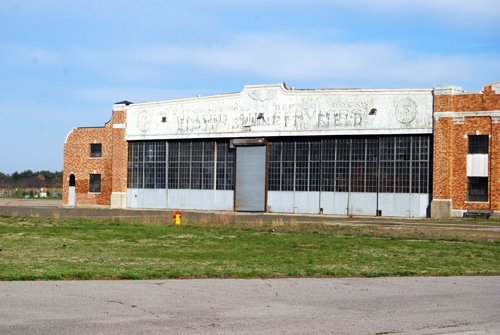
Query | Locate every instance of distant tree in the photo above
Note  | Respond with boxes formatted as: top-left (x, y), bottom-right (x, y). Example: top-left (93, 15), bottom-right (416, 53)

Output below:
top-left (0, 172), bottom-right (8, 186)
top-left (0, 170), bottom-right (62, 189)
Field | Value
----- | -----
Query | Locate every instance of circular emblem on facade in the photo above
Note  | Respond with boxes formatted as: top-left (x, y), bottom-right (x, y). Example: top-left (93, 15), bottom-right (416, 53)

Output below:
top-left (248, 88), bottom-right (277, 102)
top-left (137, 110), bottom-right (151, 131)
top-left (395, 98), bottom-right (417, 124)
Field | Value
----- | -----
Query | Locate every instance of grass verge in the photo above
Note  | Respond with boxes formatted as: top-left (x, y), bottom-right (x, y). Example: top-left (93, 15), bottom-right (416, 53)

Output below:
top-left (0, 215), bottom-right (499, 280)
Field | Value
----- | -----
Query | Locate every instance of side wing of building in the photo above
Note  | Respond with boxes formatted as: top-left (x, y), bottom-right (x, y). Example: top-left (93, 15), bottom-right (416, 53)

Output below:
top-left (432, 83), bottom-right (500, 218)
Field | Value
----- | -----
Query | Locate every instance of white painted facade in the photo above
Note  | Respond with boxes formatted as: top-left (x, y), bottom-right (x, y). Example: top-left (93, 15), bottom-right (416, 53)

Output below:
top-left (125, 83), bottom-right (433, 140)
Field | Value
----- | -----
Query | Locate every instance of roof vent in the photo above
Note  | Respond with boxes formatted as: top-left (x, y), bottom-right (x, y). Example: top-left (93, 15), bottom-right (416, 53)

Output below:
top-left (114, 100), bottom-right (133, 105)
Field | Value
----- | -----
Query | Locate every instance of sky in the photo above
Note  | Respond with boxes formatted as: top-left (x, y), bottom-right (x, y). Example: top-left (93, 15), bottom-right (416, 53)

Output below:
top-left (1, 0), bottom-right (499, 174)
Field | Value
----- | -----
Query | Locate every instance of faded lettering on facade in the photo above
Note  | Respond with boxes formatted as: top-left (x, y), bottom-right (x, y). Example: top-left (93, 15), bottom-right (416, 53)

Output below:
top-left (126, 84), bottom-right (433, 139)
top-left (174, 99), bottom-right (369, 133)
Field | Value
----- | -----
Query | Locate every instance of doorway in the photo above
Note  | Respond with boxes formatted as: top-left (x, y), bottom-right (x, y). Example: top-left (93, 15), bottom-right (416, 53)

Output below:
top-left (235, 145), bottom-right (267, 211)
top-left (68, 174), bottom-right (76, 207)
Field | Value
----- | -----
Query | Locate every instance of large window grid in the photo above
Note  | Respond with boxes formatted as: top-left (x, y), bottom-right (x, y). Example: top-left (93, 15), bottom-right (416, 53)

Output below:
top-left (411, 136), bottom-right (430, 194)
top-left (128, 142), bottom-right (144, 188)
top-left (216, 142), bottom-right (234, 190)
top-left (268, 141), bottom-right (282, 191)
top-left (395, 137), bottom-right (411, 193)
top-left (168, 141), bottom-right (216, 190)
top-left (128, 141), bottom-right (166, 189)
top-left (269, 135), bottom-right (430, 194)
top-left (129, 136), bottom-right (430, 194)
top-left (295, 141), bottom-right (321, 191)
top-left (129, 140), bottom-right (234, 190)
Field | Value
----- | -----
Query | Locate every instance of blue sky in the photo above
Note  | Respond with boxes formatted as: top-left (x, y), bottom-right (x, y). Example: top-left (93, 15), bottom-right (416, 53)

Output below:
top-left (1, 0), bottom-right (499, 174)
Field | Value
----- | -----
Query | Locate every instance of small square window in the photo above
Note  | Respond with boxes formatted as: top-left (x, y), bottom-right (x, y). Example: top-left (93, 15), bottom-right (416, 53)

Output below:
top-left (467, 177), bottom-right (488, 202)
top-left (89, 174), bottom-right (101, 193)
top-left (90, 143), bottom-right (102, 157)
top-left (468, 135), bottom-right (488, 154)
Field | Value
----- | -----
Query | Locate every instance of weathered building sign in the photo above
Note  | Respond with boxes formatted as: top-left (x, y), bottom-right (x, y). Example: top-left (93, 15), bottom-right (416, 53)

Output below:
top-left (126, 83), bottom-right (433, 140)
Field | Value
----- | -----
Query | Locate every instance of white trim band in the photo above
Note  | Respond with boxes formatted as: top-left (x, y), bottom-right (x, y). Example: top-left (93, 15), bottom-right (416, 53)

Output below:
top-left (434, 110), bottom-right (500, 119)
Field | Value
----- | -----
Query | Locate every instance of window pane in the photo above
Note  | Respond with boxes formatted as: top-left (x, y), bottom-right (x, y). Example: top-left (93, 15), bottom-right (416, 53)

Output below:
top-left (127, 142), bottom-right (143, 188)
top-left (202, 141), bottom-right (215, 190)
top-left (365, 138), bottom-right (378, 193)
top-left (351, 138), bottom-right (365, 192)
top-left (168, 142), bottom-right (179, 189)
top-left (295, 141), bottom-right (309, 191)
top-left (468, 177), bottom-right (488, 201)
top-left (268, 141), bottom-right (281, 191)
top-left (468, 135), bottom-right (488, 154)
top-left (282, 142), bottom-right (295, 191)
top-left (309, 141), bottom-right (321, 191)
top-left (321, 139), bottom-right (335, 192)
top-left (90, 143), bottom-right (102, 157)
top-left (379, 137), bottom-right (394, 193)
top-left (89, 174), bottom-right (101, 193)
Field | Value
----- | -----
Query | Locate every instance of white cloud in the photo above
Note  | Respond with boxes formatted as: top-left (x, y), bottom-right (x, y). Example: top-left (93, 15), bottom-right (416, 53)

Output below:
top-left (88, 33), bottom-right (497, 91)
top-left (3, 30), bottom-right (497, 93)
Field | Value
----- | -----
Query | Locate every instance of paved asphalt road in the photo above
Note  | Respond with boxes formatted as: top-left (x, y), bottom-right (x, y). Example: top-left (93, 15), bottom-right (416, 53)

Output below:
top-left (1, 277), bottom-right (499, 335)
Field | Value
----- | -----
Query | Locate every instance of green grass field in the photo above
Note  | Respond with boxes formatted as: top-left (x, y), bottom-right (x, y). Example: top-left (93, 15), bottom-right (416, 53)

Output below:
top-left (0, 215), bottom-right (499, 280)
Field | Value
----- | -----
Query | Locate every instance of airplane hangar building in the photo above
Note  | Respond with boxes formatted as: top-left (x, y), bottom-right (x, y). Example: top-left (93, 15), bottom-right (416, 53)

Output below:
top-left (62, 82), bottom-right (499, 218)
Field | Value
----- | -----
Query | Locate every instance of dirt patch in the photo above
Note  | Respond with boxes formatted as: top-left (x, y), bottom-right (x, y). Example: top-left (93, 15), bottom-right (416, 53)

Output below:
top-left (0, 198), bottom-right (61, 207)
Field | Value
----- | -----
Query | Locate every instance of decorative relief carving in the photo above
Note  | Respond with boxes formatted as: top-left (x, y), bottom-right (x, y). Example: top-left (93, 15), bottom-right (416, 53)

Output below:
top-left (137, 110), bottom-right (151, 132)
top-left (395, 98), bottom-right (417, 124)
top-left (247, 88), bottom-right (277, 102)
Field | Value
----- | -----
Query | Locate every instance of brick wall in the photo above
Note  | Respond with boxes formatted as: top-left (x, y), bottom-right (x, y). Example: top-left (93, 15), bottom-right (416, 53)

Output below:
top-left (62, 109), bottom-right (127, 207)
top-left (432, 83), bottom-right (500, 217)
top-left (432, 117), bottom-right (452, 200)
top-left (111, 109), bottom-right (128, 194)
top-left (492, 121), bottom-right (500, 212)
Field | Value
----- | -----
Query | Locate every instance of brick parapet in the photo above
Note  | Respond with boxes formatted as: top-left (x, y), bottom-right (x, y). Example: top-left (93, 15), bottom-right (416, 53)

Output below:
top-left (434, 84), bottom-right (500, 113)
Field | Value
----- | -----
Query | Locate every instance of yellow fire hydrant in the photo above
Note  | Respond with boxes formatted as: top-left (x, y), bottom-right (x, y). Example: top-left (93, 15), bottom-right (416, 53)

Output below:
top-left (172, 210), bottom-right (182, 226)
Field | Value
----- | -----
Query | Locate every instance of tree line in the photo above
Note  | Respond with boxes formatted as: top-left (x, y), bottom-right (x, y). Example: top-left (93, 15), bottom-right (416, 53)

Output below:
top-left (0, 170), bottom-right (62, 189)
